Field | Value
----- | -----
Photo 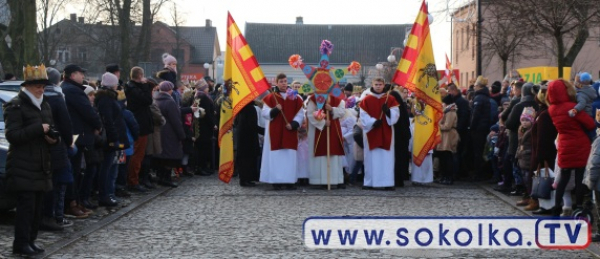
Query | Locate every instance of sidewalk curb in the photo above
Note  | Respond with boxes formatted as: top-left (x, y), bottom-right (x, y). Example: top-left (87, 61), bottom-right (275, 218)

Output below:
top-left (478, 183), bottom-right (600, 258)
top-left (41, 184), bottom-right (177, 258)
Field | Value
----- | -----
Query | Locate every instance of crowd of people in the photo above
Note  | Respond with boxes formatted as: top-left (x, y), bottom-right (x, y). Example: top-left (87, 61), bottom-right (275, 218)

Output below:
top-left (7, 50), bottom-right (600, 255)
top-left (2, 53), bottom-right (225, 256)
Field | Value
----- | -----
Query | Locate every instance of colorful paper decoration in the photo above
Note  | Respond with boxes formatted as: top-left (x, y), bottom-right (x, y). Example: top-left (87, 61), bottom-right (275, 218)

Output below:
top-left (289, 40), bottom-right (361, 110)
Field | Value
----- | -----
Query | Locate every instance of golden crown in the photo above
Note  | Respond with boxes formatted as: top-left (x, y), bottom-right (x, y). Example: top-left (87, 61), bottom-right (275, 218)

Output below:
top-left (23, 64), bottom-right (48, 82)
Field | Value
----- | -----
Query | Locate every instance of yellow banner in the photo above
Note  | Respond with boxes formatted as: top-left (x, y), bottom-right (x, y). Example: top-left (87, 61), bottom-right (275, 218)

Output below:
top-left (516, 66), bottom-right (572, 83)
top-left (219, 12), bottom-right (271, 183)
top-left (392, 1), bottom-right (442, 166)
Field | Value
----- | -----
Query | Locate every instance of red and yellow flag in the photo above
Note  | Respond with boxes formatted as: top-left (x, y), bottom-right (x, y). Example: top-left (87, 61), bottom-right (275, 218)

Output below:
top-left (393, 1), bottom-right (442, 166)
top-left (445, 53), bottom-right (453, 83)
top-left (218, 12), bottom-right (271, 183)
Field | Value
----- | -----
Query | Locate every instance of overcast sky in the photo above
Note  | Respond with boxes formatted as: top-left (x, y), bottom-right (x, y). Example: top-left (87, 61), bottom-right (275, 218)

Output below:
top-left (65, 0), bottom-right (473, 68)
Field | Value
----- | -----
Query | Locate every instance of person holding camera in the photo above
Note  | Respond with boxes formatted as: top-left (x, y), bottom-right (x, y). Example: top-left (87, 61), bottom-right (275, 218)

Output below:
top-left (3, 65), bottom-right (58, 256)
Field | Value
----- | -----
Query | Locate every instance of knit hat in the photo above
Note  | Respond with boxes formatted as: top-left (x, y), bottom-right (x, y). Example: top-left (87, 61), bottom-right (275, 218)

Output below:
top-left (344, 83), bottom-right (354, 92)
top-left (194, 79), bottom-right (209, 92)
top-left (522, 82), bottom-right (535, 97)
top-left (46, 67), bottom-right (61, 85)
top-left (162, 53), bottom-right (177, 66)
top-left (520, 107), bottom-right (535, 122)
top-left (579, 72), bottom-right (592, 83)
top-left (83, 85), bottom-right (95, 95)
top-left (475, 76), bottom-right (488, 86)
top-left (491, 81), bottom-right (501, 93)
top-left (158, 81), bottom-right (174, 92)
top-left (101, 72), bottom-right (119, 88)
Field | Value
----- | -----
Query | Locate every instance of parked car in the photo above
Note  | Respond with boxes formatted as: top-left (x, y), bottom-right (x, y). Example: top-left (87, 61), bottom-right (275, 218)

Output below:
top-left (0, 89), bottom-right (18, 211)
top-left (0, 80), bottom-right (23, 92)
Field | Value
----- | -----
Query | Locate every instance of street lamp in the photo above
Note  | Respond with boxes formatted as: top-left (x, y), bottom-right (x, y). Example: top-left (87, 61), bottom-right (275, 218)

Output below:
top-left (203, 62), bottom-right (210, 80)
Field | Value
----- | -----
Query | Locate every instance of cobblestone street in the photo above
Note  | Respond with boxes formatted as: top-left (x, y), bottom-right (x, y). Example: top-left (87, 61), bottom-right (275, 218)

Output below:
top-left (0, 176), bottom-right (597, 258)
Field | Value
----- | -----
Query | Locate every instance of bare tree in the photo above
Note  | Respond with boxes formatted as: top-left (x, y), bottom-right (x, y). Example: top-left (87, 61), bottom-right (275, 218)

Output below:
top-left (37, 0), bottom-right (68, 66)
top-left (2, 0), bottom-right (39, 77)
top-left (480, 2), bottom-right (532, 77)
top-left (133, 0), bottom-right (169, 64)
top-left (170, 2), bottom-right (185, 81)
top-left (504, 0), bottom-right (600, 77)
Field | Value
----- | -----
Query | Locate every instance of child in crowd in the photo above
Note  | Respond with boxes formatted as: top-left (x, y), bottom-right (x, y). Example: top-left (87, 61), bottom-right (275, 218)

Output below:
top-left (569, 72), bottom-right (597, 119)
top-left (516, 107), bottom-right (535, 207)
top-left (350, 116), bottom-right (364, 186)
top-left (296, 118), bottom-right (309, 185)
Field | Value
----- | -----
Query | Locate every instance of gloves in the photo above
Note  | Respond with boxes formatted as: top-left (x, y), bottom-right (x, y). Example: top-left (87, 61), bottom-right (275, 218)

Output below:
top-left (290, 121), bottom-right (300, 131)
top-left (372, 120), bottom-right (383, 128)
top-left (269, 108), bottom-right (281, 119)
top-left (382, 103), bottom-right (391, 118)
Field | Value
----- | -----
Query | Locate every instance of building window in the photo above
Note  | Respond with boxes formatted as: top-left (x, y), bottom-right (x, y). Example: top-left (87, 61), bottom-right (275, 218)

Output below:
top-left (78, 47), bottom-right (87, 61)
top-left (472, 71), bottom-right (475, 80)
top-left (57, 47), bottom-right (70, 63)
top-left (461, 28), bottom-right (464, 50)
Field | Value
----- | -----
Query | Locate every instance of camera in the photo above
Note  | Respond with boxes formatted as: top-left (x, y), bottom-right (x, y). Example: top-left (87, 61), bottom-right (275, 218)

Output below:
top-left (46, 126), bottom-right (60, 140)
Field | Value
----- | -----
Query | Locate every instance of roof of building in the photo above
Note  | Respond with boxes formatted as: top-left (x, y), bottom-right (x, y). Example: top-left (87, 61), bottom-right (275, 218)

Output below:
top-left (245, 23), bottom-right (410, 66)
top-left (48, 19), bottom-right (219, 65)
top-left (154, 21), bottom-right (220, 64)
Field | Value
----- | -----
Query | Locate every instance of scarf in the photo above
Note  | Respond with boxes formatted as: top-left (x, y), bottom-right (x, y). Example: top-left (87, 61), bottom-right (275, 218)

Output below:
top-left (23, 88), bottom-right (43, 110)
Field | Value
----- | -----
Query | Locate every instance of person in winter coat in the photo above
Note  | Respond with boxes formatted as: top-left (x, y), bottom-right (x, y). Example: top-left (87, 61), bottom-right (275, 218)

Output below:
top-left (547, 79), bottom-right (596, 216)
top-left (139, 81), bottom-right (166, 189)
top-left (4, 67), bottom-right (57, 256)
top-left (570, 72), bottom-right (597, 140)
top-left (569, 72), bottom-right (597, 119)
top-left (41, 67), bottom-right (74, 231)
top-left (95, 72), bottom-right (129, 206)
top-left (447, 83), bottom-right (470, 179)
top-left (529, 83), bottom-right (558, 213)
top-left (516, 107), bottom-right (535, 207)
top-left (494, 81), bottom-right (523, 193)
top-left (116, 100), bottom-right (139, 193)
top-left (156, 53), bottom-right (177, 86)
top-left (154, 81), bottom-right (186, 187)
top-left (79, 86), bottom-right (106, 209)
top-left (505, 82), bottom-right (539, 196)
top-left (61, 64), bottom-right (102, 218)
top-left (193, 81), bottom-right (217, 176)
top-left (125, 67), bottom-right (154, 193)
top-left (391, 85), bottom-right (411, 187)
top-left (436, 95), bottom-right (459, 185)
top-left (469, 76), bottom-right (491, 180)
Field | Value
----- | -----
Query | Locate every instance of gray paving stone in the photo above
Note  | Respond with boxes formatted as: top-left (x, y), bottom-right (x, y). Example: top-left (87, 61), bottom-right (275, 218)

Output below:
top-left (40, 176), bottom-right (595, 258)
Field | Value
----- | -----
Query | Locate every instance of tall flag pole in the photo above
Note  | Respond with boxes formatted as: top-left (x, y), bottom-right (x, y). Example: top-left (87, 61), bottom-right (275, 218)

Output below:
top-left (392, 0), bottom-right (443, 166)
top-left (218, 12), bottom-right (271, 183)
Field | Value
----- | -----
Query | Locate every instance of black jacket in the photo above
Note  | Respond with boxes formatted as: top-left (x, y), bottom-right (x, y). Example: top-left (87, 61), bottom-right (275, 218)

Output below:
top-left (44, 85), bottom-right (73, 170)
top-left (453, 94), bottom-right (471, 133)
top-left (61, 78), bottom-right (103, 147)
top-left (95, 87), bottom-right (129, 150)
top-left (196, 94), bottom-right (216, 142)
top-left (390, 91), bottom-right (411, 142)
top-left (3, 91), bottom-right (55, 192)
top-left (125, 80), bottom-right (154, 136)
top-left (505, 95), bottom-right (539, 155)
top-left (470, 87), bottom-right (491, 132)
top-left (157, 68), bottom-right (177, 86)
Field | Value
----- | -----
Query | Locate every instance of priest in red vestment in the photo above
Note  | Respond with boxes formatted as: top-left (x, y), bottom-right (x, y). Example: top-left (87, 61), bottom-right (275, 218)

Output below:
top-left (306, 94), bottom-right (346, 188)
top-left (260, 73), bottom-right (305, 190)
top-left (359, 78), bottom-right (400, 190)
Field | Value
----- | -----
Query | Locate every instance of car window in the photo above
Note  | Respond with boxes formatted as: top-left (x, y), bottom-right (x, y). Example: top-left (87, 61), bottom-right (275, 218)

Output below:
top-left (0, 85), bottom-right (21, 92)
